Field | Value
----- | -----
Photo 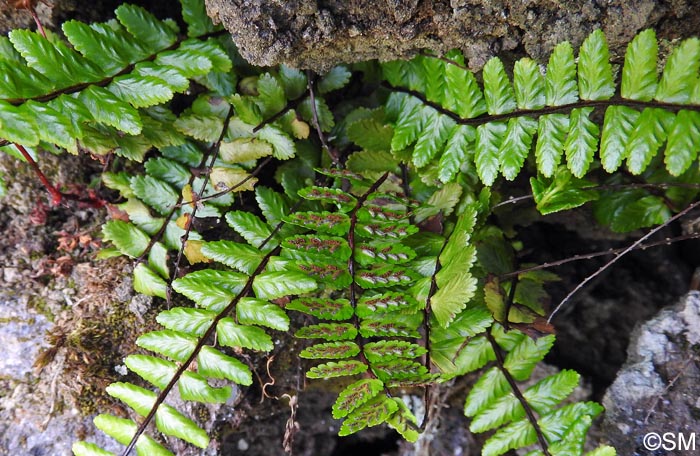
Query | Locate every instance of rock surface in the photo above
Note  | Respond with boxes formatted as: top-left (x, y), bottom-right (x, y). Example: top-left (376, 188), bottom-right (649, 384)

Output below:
top-left (205, 0), bottom-right (699, 72)
top-left (602, 291), bottom-right (700, 455)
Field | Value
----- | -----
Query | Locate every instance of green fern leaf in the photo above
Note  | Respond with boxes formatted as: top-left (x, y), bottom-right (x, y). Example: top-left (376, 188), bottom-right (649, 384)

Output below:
top-left (530, 168), bottom-right (598, 215)
top-left (155, 48), bottom-right (213, 78)
top-left (503, 335), bottom-right (556, 381)
top-left (226, 211), bottom-right (275, 250)
top-left (256, 73), bottom-right (286, 117)
top-left (217, 318), bottom-right (274, 351)
top-left (0, 102), bottom-right (39, 146)
top-left (665, 110), bottom-right (700, 175)
top-left (332, 379), bottom-right (384, 419)
top-left (237, 297), bottom-right (289, 331)
top-left (475, 122), bottom-right (507, 185)
top-left (599, 105), bottom-right (639, 172)
top-left (300, 341), bottom-right (361, 359)
top-left (318, 65), bottom-right (352, 94)
top-left (80, 85), bottom-right (142, 135)
top-left (287, 297), bottom-right (354, 320)
top-left (593, 189), bottom-right (670, 233)
top-left (387, 398), bottom-right (420, 442)
top-left (180, 0), bottom-right (217, 37)
top-left (545, 41), bottom-right (578, 106)
top-left (513, 58), bottom-right (545, 110)
top-left (295, 323), bottom-right (358, 341)
top-left (499, 116), bottom-right (538, 180)
top-left (133, 263), bottom-right (168, 299)
top-left (359, 313), bottom-right (422, 338)
top-left (179, 39), bottom-right (231, 73)
top-left (464, 366), bottom-right (509, 417)
top-left (93, 415), bottom-right (172, 455)
top-left (444, 58), bottom-right (487, 118)
top-left (197, 345), bottom-right (253, 385)
top-left (256, 124), bottom-right (296, 159)
top-left (174, 113), bottom-right (223, 141)
top-left (132, 62), bottom-right (189, 93)
top-left (307, 360), bottom-right (368, 379)
top-left (278, 65), bottom-right (307, 99)
top-left (625, 107), bottom-right (674, 174)
top-left (391, 95), bottom-right (425, 151)
top-left (432, 332), bottom-right (493, 377)
top-left (621, 29), bottom-right (658, 101)
top-left (655, 37), bottom-right (700, 103)
top-left (364, 340), bottom-right (427, 363)
top-left (9, 29), bottom-right (102, 87)
top-left (178, 371), bottom-right (232, 402)
top-left (144, 156), bottom-right (189, 187)
top-left (172, 269), bottom-right (247, 311)
top-left (356, 292), bottom-right (418, 318)
top-left (538, 402), bottom-right (603, 444)
top-left (524, 369), bottom-right (580, 413)
top-left (285, 211), bottom-right (351, 236)
top-left (124, 354), bottom-right (177, 390)
top-left (102, 220), bottom-right (149, 257)
top-left (0, 61), bottom-right (54, 100)
top-left (108, 75), bottom-right (173, 108)
top-left (137, 330), bottom-right (196, 362)
top-left (413, 109), bottom-right (455, 168)
top-left (72, 441), bottom-right (114, 456)
top-left (156, 308), bottom-right (216, 336)
top-left (298, 96), bottom-right (335, 132)
top-left (201, 240), bottom-right (263, 274)
top-left (480, 417), bottom-right (536, 456)
top-left (252, 271), bottom-right (316, 299)
top-left (131, 175), bottom-right (178, 215)
top-left (298, 186), bottom-right (357, 211)
top-left (421, 55), bottom-right (446, 105)
top-left (339, 396), bottom-right (399, 436)
top-left (115, 4), bottom-right (177, 50)
top-left (564, 107), bottom-right (599, 177)
top-left (255, 186), bottom-right (290, 226)
top-left (483, 58), bottom-right (517, 115)
top-left (62, 20), bottom-right (148, 75)
top-left (431, 271), bottom-right (478, 327)
top-left (106, 382), bottom-right (209, 448)
top-left (535, 114), bottom-right (568, 177)
top-left (577, 29), bottom-right (614, 100)
top-left (438, 124), bottom-right (475, 183)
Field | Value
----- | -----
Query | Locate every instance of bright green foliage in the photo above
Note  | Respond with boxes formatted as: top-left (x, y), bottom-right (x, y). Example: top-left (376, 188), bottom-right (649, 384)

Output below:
top-left (9, 7), bottom-right (697, 454)
top-left (381, 28), bottom-right (700, 191)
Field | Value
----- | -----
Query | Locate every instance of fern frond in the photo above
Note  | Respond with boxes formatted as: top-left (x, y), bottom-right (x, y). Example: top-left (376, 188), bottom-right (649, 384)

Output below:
top-left (380, 28), bottom-right (700, 195)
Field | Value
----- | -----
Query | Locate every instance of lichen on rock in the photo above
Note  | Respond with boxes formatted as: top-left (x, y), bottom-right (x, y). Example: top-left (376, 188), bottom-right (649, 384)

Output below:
top-left (205, 0), bottom-right (699, 72)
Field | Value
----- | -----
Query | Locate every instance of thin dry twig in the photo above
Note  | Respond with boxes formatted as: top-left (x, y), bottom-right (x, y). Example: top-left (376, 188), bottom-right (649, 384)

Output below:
top-left (548, 199), bottom-right (700, 323)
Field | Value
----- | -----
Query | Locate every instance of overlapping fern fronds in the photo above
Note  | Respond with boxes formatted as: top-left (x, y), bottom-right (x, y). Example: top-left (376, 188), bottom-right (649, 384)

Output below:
top-left (5, 3), bottom-right (691, 453)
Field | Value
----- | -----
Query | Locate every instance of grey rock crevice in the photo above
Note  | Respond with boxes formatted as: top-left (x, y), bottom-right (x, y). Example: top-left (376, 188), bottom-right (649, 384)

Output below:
top-left (205, 0), bottom-right (698, 72)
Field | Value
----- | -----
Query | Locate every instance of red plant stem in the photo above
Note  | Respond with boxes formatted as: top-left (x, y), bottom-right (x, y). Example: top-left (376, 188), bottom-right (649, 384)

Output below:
top-left (14, 143), bottom-right (62, 205)
top-left (29, 6), bottom-right (46, 38)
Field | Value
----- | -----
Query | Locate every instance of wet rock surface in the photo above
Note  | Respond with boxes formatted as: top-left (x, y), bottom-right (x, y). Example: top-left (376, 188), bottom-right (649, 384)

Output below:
top-left (602, 291), bottom-right (700, 455)
top-left (205, 0), bottom-right (699, 72)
